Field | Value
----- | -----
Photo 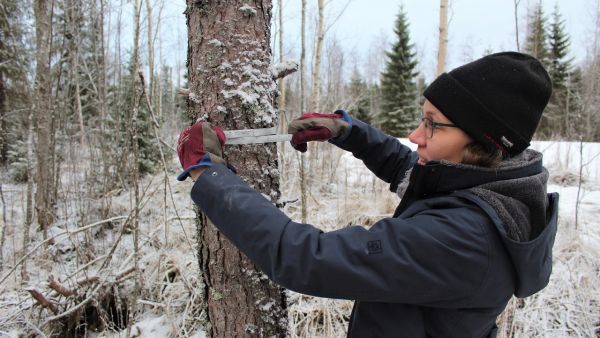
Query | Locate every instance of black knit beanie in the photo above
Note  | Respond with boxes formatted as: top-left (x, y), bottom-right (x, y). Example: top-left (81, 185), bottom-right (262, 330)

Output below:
top-left (423, 52), bottom-right (552, 156)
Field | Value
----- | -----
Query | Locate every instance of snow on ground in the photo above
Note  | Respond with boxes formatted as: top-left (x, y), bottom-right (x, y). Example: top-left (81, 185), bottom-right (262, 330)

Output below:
top-left (0, 139), bottom-right (207, 337)
top-left (0, 139), bottom-right (599, 337)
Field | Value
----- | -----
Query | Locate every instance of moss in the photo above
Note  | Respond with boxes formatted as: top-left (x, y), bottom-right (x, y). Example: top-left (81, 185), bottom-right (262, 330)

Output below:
top-left (210, 288), bottom-right (223, 301)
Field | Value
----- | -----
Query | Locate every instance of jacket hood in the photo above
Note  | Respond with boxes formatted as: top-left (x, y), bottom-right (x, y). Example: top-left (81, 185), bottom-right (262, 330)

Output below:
top-left (404, 149), bottom-right (558, 298)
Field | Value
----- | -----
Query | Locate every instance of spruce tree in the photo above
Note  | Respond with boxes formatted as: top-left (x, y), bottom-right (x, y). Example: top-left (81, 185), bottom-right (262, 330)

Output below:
top-left (548, 4), bottom-right (572, 91)
top-left (348, 68), bottom-right (372, 124)
top-left (1, 0), bottom-right (33, 181)
top-left (379, 5), bottom-right (419, 136)
top-left (564, 67), bottom-right (583, 138)
top-left (524, 2), bottom-right (549, 66)
top-left (542, 4), bottom-right (574, 138)
top-left (108, 61), bottom-right (161, 179)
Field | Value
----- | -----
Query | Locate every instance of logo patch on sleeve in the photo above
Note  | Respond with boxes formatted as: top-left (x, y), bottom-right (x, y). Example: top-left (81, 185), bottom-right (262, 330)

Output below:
top-left (367, 240), bottom-right (382, 254)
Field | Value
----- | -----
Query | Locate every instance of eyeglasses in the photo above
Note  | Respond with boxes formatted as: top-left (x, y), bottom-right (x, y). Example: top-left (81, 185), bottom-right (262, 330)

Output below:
top-left (419, 116), bottom-right (458, 138)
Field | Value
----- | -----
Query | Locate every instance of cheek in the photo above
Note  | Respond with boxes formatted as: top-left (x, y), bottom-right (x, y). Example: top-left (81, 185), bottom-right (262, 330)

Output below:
top-left (428, 137), bottom-right (469, 163)
top-left (445, 136), bottom-right (471, 162)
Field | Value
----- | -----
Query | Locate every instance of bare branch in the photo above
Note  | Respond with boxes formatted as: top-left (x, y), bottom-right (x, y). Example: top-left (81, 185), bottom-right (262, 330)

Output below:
top-left (47, 275), bottom-right (75, 297)
top-left (177, 88), bottom-right (190, 97)
top-left (26, 288), bottom-right (59, 315)
top-left (272, 60), bottom-right (299, 80)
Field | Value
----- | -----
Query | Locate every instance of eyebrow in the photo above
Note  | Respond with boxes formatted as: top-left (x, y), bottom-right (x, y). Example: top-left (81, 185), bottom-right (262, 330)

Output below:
top-left (422, 110), bottom-right (438, 118)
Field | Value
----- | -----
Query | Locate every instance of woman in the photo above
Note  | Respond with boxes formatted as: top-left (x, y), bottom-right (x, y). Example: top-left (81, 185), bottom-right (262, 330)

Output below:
top-left (176, 52), bottom-right (558, 337)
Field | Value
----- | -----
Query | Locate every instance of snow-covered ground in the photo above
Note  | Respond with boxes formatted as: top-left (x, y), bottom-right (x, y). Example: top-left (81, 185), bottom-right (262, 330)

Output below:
top-left (0, 138), bottom-right (599, 337)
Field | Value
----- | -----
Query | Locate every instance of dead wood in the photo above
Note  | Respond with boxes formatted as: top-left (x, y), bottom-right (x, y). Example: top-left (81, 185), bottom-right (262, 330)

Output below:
top-left (26, 287), bottom-right (59, 315)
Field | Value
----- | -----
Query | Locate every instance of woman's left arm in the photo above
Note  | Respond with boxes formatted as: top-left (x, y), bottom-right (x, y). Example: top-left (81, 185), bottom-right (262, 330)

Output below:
top-left (193, 164), bottom-right (492, 306)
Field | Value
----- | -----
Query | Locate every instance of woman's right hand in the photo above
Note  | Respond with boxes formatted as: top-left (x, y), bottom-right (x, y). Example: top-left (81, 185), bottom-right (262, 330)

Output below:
top-left (287, 110), bottom-right (351, 152)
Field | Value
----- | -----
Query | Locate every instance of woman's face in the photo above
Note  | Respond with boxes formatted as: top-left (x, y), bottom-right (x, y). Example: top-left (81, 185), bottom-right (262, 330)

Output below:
top-left (408, 99), bottom-right (472, 165)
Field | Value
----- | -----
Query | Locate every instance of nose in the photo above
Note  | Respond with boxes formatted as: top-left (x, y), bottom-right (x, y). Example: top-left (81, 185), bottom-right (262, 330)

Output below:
top-left (408, 122), bottom-right (426, 146)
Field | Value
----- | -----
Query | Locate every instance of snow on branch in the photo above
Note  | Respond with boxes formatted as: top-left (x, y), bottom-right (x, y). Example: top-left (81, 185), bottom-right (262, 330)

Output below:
top-left (178, 88), bottom-right (201, 104)
top-left (271, 60), bottom-right (299, 80)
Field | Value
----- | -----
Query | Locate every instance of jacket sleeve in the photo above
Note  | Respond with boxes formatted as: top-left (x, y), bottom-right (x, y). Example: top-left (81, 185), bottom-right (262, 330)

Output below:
top-left (329, 117), bottom-right (417, 192)
top-left (192, 164), bottom-right (492, 306)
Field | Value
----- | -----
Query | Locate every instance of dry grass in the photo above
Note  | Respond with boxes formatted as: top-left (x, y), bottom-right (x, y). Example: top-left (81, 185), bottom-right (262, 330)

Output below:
top-left (280, 143), bottom-right (600, 338)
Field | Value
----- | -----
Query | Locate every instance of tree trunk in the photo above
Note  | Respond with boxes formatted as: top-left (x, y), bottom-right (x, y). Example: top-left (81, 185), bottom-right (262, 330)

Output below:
top-left (34, 0), bottom-right (55, 235)
top-left (22, 110), bottom-right (35, 282)
top-left (300, 0), bottom-right (308, 224)
top-left (311, 0), bottom-right (324, 111)
top-left (0, 64), bottom-right (6, 164)
top-left (514, 0), bottom-right (521, 51)
top-left (277, 0), bottom-right (286, 179)
top-left (127, 0), bottom-right (143, 334)
top-left (186, 1), bottom-right (287, 336)
top-left (436, 0), bottom-right (449, 76)
top-left (308, 0), bottom-right (325, 184)
top-left (145, 0), bottom-right (155, 106)
top-left (277, 0), bottom-right (286, 116)
top-left (67, 0), bottom-right (86, 146)
top-left (0, 184), bottom-right (6, 272)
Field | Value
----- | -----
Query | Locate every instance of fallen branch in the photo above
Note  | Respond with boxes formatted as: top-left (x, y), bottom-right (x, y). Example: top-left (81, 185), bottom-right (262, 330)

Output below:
top-left (47, 275), bottom-right (74, 297)
top-left (41, 266), bottom-right (135, 326)
top-left (115, 267), bottom-right (136, 283)
top-left (42, 282), bottom-right (103, 325)
top-left (137, 299), bottom-right (166, 308)
top-left (76, 275), bottom-right (100, 288)
top-left (26, 288), bottom-right (59, 315)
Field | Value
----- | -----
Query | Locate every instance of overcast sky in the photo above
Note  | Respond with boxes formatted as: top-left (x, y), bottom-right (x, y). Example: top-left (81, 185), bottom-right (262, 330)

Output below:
top-left (277, 0), bottom-right (596, 80)
top-left (161, 0), bottom-right (596, 81)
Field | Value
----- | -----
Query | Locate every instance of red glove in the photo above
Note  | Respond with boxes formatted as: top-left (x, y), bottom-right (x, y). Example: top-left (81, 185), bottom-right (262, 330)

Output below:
top-left (176, 122), bottom-right (226, 181)
top-left (287, 110), bottom-right (352, 152)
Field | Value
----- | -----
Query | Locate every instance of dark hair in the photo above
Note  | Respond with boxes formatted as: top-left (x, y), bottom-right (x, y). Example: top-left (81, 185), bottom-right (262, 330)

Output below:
top-left (462, 142), bottom-right (503, 167)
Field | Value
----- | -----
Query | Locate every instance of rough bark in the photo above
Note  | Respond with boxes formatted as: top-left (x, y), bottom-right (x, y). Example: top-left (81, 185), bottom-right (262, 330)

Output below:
top-left (34, 0), bottom-right (55, 234)
top-left (186, 1), bottom-right (287, 336)
top-left (436, 0), bottom-right (449, 76)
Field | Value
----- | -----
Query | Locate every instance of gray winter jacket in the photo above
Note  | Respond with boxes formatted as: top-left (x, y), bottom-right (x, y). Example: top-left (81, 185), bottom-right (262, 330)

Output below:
top-left (191, 118), bottom-right (558, 337)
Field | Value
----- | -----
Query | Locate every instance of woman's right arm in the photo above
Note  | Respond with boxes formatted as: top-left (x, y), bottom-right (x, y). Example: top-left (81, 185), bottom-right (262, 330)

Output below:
top-left (330, 117), bottom-right (417, 192)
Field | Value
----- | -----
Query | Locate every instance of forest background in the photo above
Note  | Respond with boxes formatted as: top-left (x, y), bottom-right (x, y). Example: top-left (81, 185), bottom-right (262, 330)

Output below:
top-left (0, 0), bottom-right (599, 337)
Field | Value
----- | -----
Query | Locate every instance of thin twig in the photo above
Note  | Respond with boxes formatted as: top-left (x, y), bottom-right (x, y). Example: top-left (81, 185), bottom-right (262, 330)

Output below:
top-left (575, 139), bottom-right (584, 228)
top-left (138, 72), bottom-right (195, 251)
top-left (98, 176), bottom-right (157, 272)
top-left (0, 216), bottom-right (127, 285)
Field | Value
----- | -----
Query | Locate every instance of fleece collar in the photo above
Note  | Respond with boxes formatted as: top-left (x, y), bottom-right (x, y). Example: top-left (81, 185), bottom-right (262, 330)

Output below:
top-left (406, 149), bottom-right (543, 198)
